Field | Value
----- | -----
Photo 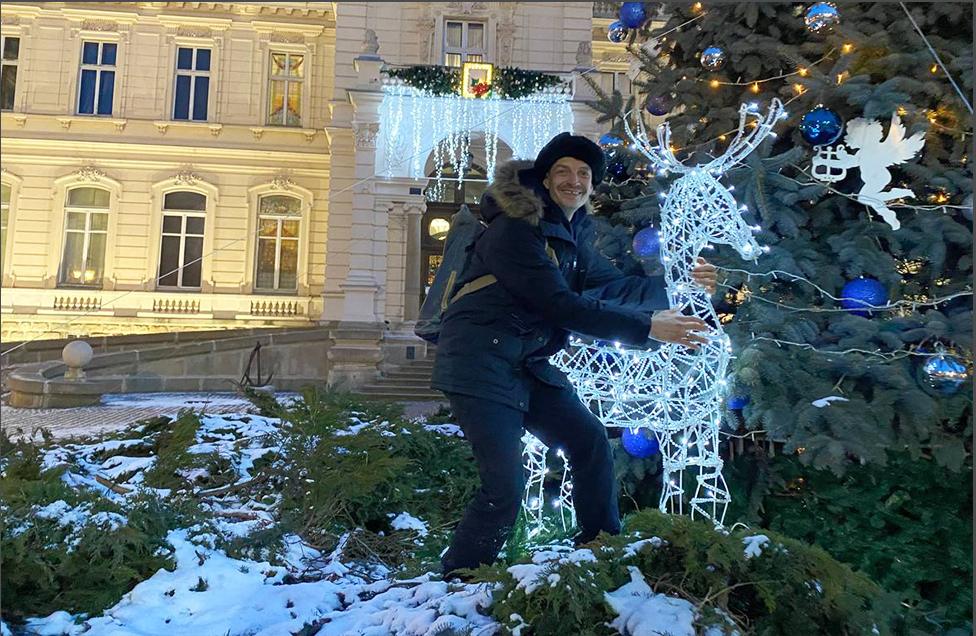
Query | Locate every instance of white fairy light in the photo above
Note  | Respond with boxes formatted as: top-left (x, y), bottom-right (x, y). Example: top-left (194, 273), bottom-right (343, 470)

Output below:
top-left (522, 99), bottom-right (786, 531)
top-left (378, 84), bottom-right (572, 196)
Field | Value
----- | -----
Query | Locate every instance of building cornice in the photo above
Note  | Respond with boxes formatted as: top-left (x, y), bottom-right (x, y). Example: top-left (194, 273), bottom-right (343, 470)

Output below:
top-left (0, 138), bottom-right (331, 170)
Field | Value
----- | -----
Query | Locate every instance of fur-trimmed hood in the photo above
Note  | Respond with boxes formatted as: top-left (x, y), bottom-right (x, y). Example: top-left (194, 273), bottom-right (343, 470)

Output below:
top-left (480, 159), bottom-right (593, 227)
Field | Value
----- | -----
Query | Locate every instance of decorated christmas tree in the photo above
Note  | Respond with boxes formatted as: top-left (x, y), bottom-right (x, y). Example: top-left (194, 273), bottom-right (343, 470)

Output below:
top-left (585, 1), bottom-right (973, 629)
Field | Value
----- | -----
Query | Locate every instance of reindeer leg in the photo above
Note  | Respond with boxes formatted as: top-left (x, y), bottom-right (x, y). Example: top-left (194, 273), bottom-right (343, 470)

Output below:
top-left (657, 427), bottom-right (687, 516)
top-left (521, 432), bottom-right (549, 538)
top-left (689, 418), bottom-right (730, 527)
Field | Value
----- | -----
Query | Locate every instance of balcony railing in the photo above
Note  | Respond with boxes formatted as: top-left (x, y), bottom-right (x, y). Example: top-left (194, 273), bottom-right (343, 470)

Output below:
top-left (593, 1), bottom-right (620, 19)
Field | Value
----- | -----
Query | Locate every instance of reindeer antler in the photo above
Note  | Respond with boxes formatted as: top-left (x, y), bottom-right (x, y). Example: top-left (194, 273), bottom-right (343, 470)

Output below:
top-left (623, 98), bottom-right (787, 175)
top-left (623, 109), bottom-right (691, 175)
top-left (705, 98), bottom-right (787, 173)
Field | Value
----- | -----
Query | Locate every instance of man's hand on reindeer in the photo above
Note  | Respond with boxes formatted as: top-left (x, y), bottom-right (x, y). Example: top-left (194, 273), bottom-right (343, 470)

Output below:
top-left (691, 257), bottom-right (718, 294)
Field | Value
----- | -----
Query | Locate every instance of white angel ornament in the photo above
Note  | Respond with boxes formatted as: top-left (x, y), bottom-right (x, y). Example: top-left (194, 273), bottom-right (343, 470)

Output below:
top-left (812, 113), bottom-right (926, 230)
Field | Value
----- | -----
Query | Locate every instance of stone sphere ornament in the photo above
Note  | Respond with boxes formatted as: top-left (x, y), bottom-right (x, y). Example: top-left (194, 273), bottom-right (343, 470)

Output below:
top-left (645, 94), bottom-right (671, 116)
top-left (607, 20), bottom-right (628, 43)
top-left (619, 2), bottom-right (648, 29)
top-left (700, 46), bottom-right (727, 71)
top-left (920, 350), bottom-right (970, 395)
top-left (840, 277), bottom-right (887, 317)
top-left (62, 340), bottom-right (94, 369)
top-left (622, 427), bottom-right (660, 458)
top-left (804, 2), bottom-right (840, 34)
top-left (799, 105), bottom-right (843, 146)
top-left (632, 226), bottom-right (661, 258)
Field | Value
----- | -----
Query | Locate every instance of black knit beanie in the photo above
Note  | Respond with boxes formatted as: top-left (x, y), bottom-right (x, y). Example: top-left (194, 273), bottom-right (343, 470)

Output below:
top-left (532, 132), bottom-right (606, 186)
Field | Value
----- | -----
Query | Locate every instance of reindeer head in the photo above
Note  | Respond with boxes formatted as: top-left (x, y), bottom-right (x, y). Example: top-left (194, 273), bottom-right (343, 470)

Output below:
top-left (625, 99), bottom-right (786, 262)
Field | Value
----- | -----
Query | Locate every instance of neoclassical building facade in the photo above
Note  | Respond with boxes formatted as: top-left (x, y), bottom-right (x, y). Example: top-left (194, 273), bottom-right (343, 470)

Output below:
top-left (0, 2), bottom-right (639, 352)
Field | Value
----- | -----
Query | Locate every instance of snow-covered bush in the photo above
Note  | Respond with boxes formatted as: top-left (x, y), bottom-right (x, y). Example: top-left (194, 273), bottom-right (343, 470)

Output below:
top-left (483, 510), bottom-right (895, 635)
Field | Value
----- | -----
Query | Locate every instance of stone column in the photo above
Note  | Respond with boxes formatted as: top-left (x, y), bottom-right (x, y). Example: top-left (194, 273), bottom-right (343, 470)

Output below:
top-left (339, 120), bottom-right (383, 324)
top-left (403, 203), bottom-right (425, 321)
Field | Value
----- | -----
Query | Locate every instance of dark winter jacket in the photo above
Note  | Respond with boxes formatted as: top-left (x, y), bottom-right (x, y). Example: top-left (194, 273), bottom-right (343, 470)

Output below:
top-left (430, 159), bottom-right (671, 411)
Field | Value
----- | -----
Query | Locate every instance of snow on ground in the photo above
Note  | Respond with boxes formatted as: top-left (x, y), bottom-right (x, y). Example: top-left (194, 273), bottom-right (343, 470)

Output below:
top-left (21, 529), bottom-right (500, 636)
top-left (506, 545), bottom-right (597, 595)
top-left (5, 400), bottom-right (710, 636)
top-left (389, 512), bottom-right (430, 537)
top-left (100, 392), bottom-right (294, 411)
top-left (605, 566), bottom-right (698, 636)
top-left (742, 534), bottom-right (770, 559)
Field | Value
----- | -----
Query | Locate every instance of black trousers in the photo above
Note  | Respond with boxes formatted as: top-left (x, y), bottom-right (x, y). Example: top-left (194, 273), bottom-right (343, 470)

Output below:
top-left (441, 378), bottom-right (620, 574)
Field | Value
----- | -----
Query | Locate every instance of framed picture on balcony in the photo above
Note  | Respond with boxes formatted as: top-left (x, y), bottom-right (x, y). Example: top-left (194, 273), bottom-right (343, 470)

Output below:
top-left (461, 61), bottom-right (493, 98)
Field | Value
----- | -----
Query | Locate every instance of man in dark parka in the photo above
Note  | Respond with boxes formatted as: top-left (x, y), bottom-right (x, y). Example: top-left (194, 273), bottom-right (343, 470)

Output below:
top-left (431, 132), bottom-right (717, 576)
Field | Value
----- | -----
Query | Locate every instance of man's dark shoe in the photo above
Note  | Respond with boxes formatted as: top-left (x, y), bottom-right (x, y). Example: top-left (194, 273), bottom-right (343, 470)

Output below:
top-left (572, 530), bottom-right (598, 547)
top-left (441, 568), bottom-right (477, 583)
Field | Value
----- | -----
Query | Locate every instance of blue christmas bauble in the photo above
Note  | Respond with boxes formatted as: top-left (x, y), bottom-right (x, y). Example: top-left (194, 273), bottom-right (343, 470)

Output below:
top-left (632, 226), bottom-right (661, 258)
top-left (805, 2), bottom-right (840, 34)
top-left (840, 277), bottom-right (887, 317)
top-left (607, 20), bottom-right (628, 43)
top-left (608, 159), bottom-right (629, 181)
top-left (645, 94), bottom-right (671, 116)
top-left (700, 46), bottom-right (726, 71)
top-left (622, 427), bottom-right (659, 458)
top-left (920, 352), bottom-right (969, 395)
top-left (799, 106), bottom-right (843, 146)
top-left (599, 132), bottom-right (624, 148)
top-left (727, 394), bottom-right (750, 410)
top-left (963, 193), bottom-right (973, 221)
top-left (619, 2), bottom-right (648, 29)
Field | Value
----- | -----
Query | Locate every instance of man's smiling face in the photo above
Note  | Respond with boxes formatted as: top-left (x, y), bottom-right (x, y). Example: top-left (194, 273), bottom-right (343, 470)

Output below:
top-left (543, 157), bottom-right (593, 216)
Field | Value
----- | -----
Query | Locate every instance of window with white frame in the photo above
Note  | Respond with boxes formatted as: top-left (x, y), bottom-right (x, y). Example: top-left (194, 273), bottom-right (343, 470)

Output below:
top-left (443, 20), bottom-right (485, 67)
top-left (0, 35), bottom-right (19, 111)
top-left (173, 47), bottom-right (211, 121)
top-left (1, 183), bottom-right (10, 273)
top-left (157, 191), bottom-right (206, 289)
top-left (77, 41), bottom-right (117, 115)
top-left (59, 187), bottom-right (110, 287)
top-left (267, 52), bottom-right (303, 127)
top-left (255, 195), bottom-right (300, 292)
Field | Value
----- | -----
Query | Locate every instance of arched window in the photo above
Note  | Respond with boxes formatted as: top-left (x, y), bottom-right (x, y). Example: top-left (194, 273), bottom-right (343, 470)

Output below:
top-left (59, 187), bottom-right (110, 287)
top-left (157, 191), bottom-right (206, 289)
top-left (255, 194), bottom-right (301, 291)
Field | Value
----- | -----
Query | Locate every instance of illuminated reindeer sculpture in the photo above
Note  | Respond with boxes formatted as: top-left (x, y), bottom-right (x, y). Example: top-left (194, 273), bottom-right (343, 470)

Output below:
top-left (525, 99), bottom-right (786, 529)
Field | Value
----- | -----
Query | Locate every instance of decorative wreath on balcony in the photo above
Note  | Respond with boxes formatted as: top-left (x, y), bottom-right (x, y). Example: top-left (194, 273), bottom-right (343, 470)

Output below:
top-left (384, 65), bottom-right (566, 100)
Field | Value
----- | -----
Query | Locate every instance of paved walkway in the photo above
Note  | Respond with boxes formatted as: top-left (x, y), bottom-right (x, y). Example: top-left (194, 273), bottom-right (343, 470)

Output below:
top-left (1, 393), bottom-right (447, 441)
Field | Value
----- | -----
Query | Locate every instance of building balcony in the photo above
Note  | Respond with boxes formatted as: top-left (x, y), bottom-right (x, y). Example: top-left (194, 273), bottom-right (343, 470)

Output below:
top-left (1, 286), bottom-right (322, 338)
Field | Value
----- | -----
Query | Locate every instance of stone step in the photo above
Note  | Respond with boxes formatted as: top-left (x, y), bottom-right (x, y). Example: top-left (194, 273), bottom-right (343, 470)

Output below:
top-left (384, 369), bottom-right (435, 380)
top-left (369, 378), bottom-right (433, 388)
top-left (403, 359), bottom-right (436, 367)
top-left (358, 386), bottom-right (445, 400)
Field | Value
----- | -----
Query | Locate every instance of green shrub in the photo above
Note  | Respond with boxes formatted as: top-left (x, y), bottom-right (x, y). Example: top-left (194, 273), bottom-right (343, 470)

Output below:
top-left (248, 389), bottom-right (480, 569)
top-left (486, 510), bottom-right (895, 635)
top-left (0, 431), bottom-right (203, 621)
top-left (730, 451), bottom-right (973, 633)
